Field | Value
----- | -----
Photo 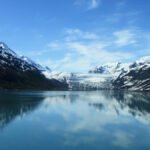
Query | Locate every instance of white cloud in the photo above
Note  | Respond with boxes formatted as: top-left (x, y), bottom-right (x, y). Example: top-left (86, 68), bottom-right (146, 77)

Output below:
top-left (75, 0), bottom-right (101, 10)
top-left (36, 27), bottom-right (150, 72)
top-left (65, 28), bottom-right (99, 41)
top-left (113, 30), bottom-right (137, 47)
top-left (63, 41), bottom-right (133, 72)
top-left (28, 26), bottom-right (150, 72)
top-left (40, 28), bottom-right (135, 72)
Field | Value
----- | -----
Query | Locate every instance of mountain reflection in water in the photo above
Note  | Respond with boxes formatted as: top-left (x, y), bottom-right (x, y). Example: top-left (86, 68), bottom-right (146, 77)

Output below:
top-left (0, 91), bottom-right (43, 129)
top-left (0, 91), bottom-right (150, 150)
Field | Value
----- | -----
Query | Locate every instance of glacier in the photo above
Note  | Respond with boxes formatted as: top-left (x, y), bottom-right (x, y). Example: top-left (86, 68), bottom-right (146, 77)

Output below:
top-left (43, 57), bottom-right (150, 91)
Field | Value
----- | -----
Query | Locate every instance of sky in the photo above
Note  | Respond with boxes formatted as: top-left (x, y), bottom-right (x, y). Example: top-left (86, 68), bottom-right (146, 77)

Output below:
top-left (0, 0), bottom-right (150, 72)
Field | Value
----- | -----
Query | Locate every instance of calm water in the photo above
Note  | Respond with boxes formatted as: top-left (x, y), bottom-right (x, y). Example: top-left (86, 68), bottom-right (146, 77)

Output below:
top-left (0, 91), bottom-right (150, 150)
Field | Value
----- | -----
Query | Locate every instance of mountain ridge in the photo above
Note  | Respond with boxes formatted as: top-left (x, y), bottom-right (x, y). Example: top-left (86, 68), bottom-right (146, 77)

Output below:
top-left (45, 56), bottom-right (150, 91)
top-left (113, 56), bottom-right (150, 91)
top-left (0, 42), bottom-right (67, 90)
top-left (0, 42), bottom-right (149, 91)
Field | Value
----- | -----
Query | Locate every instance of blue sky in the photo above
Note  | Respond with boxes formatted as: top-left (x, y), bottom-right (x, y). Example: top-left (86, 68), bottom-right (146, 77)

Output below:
top-left (0, 0), bottom-right (150, 72)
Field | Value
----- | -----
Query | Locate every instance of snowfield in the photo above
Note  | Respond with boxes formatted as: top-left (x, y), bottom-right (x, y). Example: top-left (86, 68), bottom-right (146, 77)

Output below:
top-left (43, 71), bottom-right (114, 90)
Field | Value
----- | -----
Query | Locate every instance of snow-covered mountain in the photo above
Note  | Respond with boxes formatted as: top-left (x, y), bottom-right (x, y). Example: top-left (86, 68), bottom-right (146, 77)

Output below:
top-left (44, 63), bottom-right (130, 90)
top-left (113, 56), bottom-right (150, 91)
top-left (89, 62), bottom-right (130, 77)
top-left (44, 57), bottom-right (150, 91)
top-left (87, 57), bottom-right (150, 91)
top-left (0, 42), bottom-right (50, 72)
top-left (0, 42), bottom-right (67, 90)
top-left (1, 41), bottom-right (149, 91)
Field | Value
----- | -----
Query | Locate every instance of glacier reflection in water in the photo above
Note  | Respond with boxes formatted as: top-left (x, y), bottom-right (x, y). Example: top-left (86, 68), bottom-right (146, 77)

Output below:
top-left (0, 91), bottom-right (150, 150)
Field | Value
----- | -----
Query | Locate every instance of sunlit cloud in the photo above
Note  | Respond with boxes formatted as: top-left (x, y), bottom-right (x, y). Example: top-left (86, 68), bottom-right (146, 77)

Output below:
top-left (39, 28), bottom-right (137, 72)
top-left (28, 25), bottom-right (150, 72)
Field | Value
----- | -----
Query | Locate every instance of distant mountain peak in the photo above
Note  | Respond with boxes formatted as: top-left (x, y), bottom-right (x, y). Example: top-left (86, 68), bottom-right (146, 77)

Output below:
top-left (89, 62), bottom-right (129, 78)
top-left (0, 42), bottom-right (8, 49)
top-left (0, 42), bottom-right (67, 90)
top-left (0, 41), bottom-right (18, 57)
top-left (136, 56), bottom-right (150, 64)
top-left (0, 42), bottom-right (52, 73)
